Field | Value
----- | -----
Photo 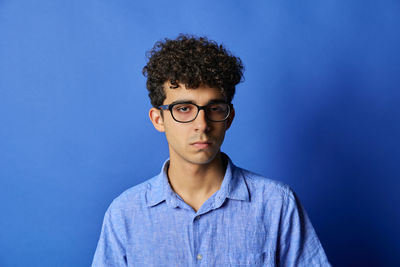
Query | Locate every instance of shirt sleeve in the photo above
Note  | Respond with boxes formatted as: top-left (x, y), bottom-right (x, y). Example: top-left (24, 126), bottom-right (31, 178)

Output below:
top-left (277, 188), bottom-right (331, 267)
top-left (92, 204), bottom-right (128, 267)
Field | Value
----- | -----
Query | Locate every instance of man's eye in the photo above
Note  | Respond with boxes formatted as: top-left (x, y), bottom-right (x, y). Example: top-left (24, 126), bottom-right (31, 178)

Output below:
top-left (175, 105), bottom-right (192, 112)
top-left (208, 105), bottom-right (226, 112)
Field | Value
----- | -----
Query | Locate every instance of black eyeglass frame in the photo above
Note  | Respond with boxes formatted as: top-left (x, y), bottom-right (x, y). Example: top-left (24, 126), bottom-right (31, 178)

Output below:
top-left (158, 102), bottom-right (233, 123)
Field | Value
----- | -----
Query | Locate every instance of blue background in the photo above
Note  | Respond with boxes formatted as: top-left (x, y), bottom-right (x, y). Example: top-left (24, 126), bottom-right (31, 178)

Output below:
top-left (1, 0), bottom-right (399, 266)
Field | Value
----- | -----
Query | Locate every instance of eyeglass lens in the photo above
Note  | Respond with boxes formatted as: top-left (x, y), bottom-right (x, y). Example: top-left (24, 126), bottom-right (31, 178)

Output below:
top-left (171, 103), bottom-right (229, 122)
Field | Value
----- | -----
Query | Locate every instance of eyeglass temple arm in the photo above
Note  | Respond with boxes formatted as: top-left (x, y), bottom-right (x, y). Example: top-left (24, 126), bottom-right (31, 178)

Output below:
top-left (158, 105), bottom-right (169, 110)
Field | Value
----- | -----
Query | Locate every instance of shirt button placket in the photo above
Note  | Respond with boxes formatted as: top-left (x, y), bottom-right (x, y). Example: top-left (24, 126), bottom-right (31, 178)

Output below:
top-left (193, 215), bottom-right (202, 265)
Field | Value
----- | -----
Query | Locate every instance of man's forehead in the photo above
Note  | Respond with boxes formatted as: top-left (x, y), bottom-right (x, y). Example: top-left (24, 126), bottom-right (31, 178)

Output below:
top-left (162, 82), bottom-right (226, 103)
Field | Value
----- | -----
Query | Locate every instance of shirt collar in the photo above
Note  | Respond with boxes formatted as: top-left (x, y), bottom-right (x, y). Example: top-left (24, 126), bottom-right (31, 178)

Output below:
top-left (145, 154), bottom-right (250, 208)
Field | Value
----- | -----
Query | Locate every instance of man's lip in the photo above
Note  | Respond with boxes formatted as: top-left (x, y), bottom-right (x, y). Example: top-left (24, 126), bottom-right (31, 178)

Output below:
top-left (191, 141), bottom-right (211, 145)
top-left (191, 141), bottom-right (212, 149)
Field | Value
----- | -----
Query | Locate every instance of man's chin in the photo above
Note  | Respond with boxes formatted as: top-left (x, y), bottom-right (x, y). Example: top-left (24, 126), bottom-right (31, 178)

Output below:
top-left (188, 151), bottom-right (220, 165)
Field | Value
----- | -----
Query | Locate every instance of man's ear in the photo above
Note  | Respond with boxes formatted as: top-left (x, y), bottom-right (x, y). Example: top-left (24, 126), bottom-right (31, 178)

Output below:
top-left (226, 106), bottom-right (235, 130)
top-left (149, 107), bottom-right (165, 132)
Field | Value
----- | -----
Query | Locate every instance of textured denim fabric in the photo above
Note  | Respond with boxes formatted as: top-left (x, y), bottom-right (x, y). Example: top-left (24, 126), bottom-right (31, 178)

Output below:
top-left (92, 156), bottom-right (331, 266)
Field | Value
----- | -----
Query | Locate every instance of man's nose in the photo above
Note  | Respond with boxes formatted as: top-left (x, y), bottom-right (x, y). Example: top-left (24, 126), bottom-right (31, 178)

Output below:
top-left (193, 109), bottom-right (210, 132)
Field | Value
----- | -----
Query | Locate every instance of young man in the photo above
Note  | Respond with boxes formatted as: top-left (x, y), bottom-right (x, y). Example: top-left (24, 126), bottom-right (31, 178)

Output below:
top-left (92, 34), bottom-right (331, 266)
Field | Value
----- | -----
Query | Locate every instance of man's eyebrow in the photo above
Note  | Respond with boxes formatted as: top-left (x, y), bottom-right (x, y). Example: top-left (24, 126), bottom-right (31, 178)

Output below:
top-left (168, 100), bottom-right (195, 105)
top-left (208, 99), bottom-right (227, 104)
top-left (168, 99), bottom-right (227, 106)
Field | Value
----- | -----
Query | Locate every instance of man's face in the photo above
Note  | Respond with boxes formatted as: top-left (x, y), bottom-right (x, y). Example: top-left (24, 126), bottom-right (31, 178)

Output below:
top-left (149, 83), bottom-right (234, 166)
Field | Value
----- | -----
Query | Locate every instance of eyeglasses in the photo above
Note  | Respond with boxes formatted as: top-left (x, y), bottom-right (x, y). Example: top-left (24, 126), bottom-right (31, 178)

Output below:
top-left (158, 102), bottom-right (232, 123)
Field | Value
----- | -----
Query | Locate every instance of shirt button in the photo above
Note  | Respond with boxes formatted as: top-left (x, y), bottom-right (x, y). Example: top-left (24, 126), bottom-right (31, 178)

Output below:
top-left (196, 254), bottom-right (203, 260)
top-left (195, 215), bottom-right (201, 220)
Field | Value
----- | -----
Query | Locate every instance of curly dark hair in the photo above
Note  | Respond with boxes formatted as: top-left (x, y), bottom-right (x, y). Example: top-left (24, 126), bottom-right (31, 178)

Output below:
top-left (142, 34), bottom-right (244, 107)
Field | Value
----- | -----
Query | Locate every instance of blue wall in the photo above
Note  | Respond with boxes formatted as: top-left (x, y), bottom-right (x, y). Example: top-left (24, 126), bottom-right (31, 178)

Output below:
top-left (0, 1), bottom-right (399, 266)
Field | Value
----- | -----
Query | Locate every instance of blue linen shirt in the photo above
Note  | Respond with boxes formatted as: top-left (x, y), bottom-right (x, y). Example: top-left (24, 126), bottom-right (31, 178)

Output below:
top-left (92, 156), bottom-right (330, 266)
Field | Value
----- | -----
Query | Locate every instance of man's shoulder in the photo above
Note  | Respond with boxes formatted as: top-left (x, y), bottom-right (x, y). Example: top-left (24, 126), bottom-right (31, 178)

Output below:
top-left (107, 175), bottom-right (158, 212)
top-left (235, 166), bottom-right (294, 201)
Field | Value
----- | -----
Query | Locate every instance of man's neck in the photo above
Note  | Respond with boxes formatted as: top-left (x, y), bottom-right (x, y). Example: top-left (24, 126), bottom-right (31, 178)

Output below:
top-left (167, 152), bottom-right (226, 211)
